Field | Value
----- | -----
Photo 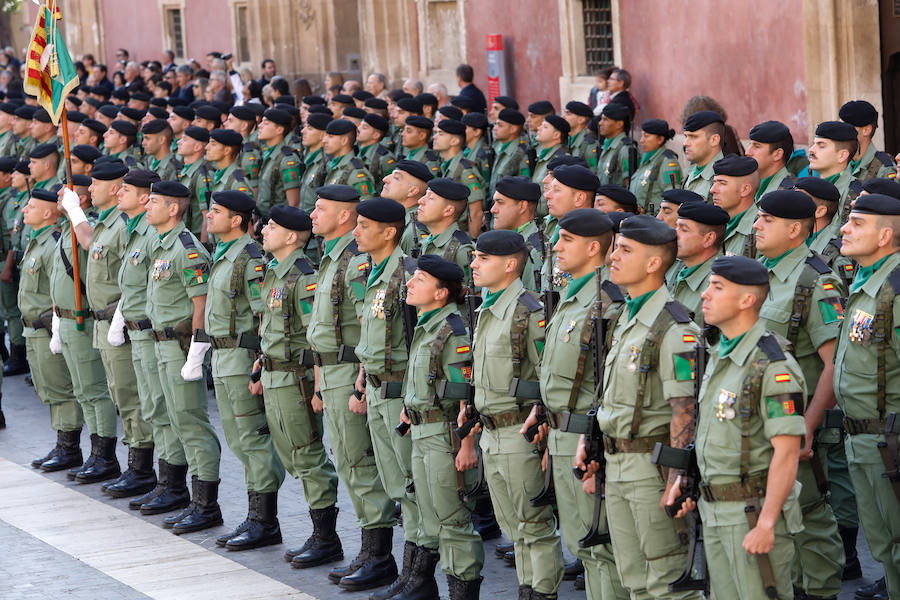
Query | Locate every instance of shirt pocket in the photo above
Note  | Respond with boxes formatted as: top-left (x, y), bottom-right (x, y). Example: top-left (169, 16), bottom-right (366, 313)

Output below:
top-left (482, 342), bottom-right (514, 394)
top-left (759, 304), bottom-right (791, 327)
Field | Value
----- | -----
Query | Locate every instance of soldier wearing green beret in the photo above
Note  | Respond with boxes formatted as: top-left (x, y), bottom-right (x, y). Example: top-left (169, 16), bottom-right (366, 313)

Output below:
top-left (669, 200), bottom-right (728, 321)
top-left (531, 116), bottom-right (569, 219)
top-left (434, 120), bottom-right (485, 238)
top-left (357, 113), bottom-right (396, 195)
top-left (839, 100), bottom-right (898, 183)
top-left (631, 119), bottom-right (682, 214)
top-left (597, 103), bottom-right (637, 189)
top-left (256, 108), bottom-right (303, 219)
top-left (380, 160), bottom-right (431, 257)
top-left (746, 121), bottom-right (795, 201)
top-left (489, 176), bottom-right (544, 293)
top-left (807, 121), bottom-right (864, 227)
top-left (712, 155), bottom-right (761, 257)
top-left (682, 111), bottom-right (726, 201)
top-left (667, 255), bottom-right (807, 600)
top-left (417, 178), bottom-right (475, 274)
top-left (175, 126), bottom-right (213, 241)
top-left (323, 119), bottom-right (375, 198)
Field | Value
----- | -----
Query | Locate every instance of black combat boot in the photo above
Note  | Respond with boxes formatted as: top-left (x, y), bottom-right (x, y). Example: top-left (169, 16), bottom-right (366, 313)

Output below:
top-left (141, 462), bottom-right (190, 515)
top-left (3, 343), bottom-right (29, 376)
top-left (130, 459), bottom-right (168, 510)
top-left (471, 496), bottom-right (501, 540)
top-left (494, 541), bottom-right (514, 558)
top-left (289, 506), bottom-right (343, 568)
top-left (393, 546), bottom-right (439, 600)
top-left (105, 447), bottom-right (157, 497)
top-left (839, 526), bottom-right (862, 580)
top-left (563, 558), bottom-right (583, 580)
top-left (40, 429), bottom-right (83, 471)
top-left (31, 441), bottom-right (59, 468)
top-left (171, 478), bottom-right (224, 534)
top-left (447, 574), bottom-right (482, 600)
top-left (226, 491), bottom-right (281, 550)
top-left (369, 540), bottom-right (416, 599)
top-left (855, 578), bottom-right (887, 599)
top-left (574, 573), bottom-right (584, 590)
top-left (338, 527), bottom-right (398, 591)
top-left (328, 529), bottom-right (373, 583)
top-left (76, 436), bottom-right (120, 483)
top-left (68, 433), bottom-right (98, 479)
top-left (518, 585), bottom-right (533, 600)
top-left (531, 590), bottom-right (557, 600)
top-left (216, 491), bottom-right (253, 547)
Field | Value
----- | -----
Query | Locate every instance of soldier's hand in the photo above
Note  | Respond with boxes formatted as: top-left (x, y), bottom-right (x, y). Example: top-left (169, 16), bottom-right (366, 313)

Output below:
top-left (400, 406), bottom-right (410, 424)
top-left (248, 379), bottom-right (263, 396)
top-left (520, 404), bottom-right (547, 445)
top-left (541, 448), bottom-right (549, 472)
top-left (662, 474), bottom-right (694, 517)
top-left (743, 521), bottom-right (775, 555)
top-left (582, 475), bottom-right (596, 495)
top-left (0, 263), bottom-right (12, 284)
top-left (799, 421), bottom-right (815, 461)
top-left (311, 391), bottom-right (324, 413)
top-left (455, 439), bottom-right (478, 471)
top-left (349, 388), bottom-right (367, 415)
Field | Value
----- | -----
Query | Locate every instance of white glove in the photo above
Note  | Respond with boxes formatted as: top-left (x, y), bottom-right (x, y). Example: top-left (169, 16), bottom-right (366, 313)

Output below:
top-left (107, 302), bottom-right (126, 346)
top-left (60, 187), bottom-right (87, 228)
top-left (180, 336), bottom-right (211, 381)
top-left (49, 313), bottom-right (62, 354)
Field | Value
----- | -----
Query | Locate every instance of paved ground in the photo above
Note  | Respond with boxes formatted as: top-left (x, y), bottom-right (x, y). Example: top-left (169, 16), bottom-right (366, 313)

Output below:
top-left (0, 370), bottom-right (886, 599)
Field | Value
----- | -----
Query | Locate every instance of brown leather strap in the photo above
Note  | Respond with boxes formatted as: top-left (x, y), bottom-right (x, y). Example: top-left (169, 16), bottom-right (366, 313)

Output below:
top-left (480, 407), bottom-right (532, 430)
top-left (208, 335), bottom-right (237, 349)
top-left (54, 306), bottom-right (93, 320)
top-left (603, 432), bottom-right (669, 454)
top-left (699, 472), bottom-right (768, 502)
top-left (124, 318), bottom-right (152, 331)
top-left (844, 417), bottom-right (886, 435)
top-left (406, 407), bottom-right (455, 426)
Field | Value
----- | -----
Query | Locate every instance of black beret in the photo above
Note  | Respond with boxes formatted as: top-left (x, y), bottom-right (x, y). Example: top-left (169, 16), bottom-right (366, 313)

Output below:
top-left (544, 114), bottom-right (570, 136)
top-left (475, 229), bottom-right (527, 255)
top-left (394, 159), bottom-right (434, 182)
top-left (141, 118), bottom-right (171, 135)
top-left (749, 120), bottom-right (791, 143)
top-left (363, 113), bottom-right (389, 134)
top-left (851, 193), bottom-right (900, 216)
top-left (450, 95), bottom-right (474, 110)
top-left (711, 255), bottom-right (769, 285)
top-left (31, 107), bottom-right (51, 123)
top-left (559, 208), bottom-right (614, 237)
top-left (713, 155), bottom-right (758, 177)
top-left (618, 213), bottom-right (676, 245)
top-left (438, 106), bottom-right (463, 121)
top-left (364, 98), bottom-right (388, 110)
top-left (607, 211), bottom-right (630, 233)
top-left (396, 97), bottom-right (423, 114)
top-left (29, 143), bottom-right (58, 159)
top-left (64, 174), bottom-right (92, 187)
top-left (14, 105), bottom-right (36, 119)
top-left (814, 121), bottom-right (857, 142)
top-left (565, 101), bottom-right (593, 118)
top-left (461, 112), bottom-right (488, 130)
top-left (183, 125), bottom-right (210, 143)
top-left (167, 97), bottom-right (188, 107)
top-left (417, 254), bottom-right (464, 282)
top-left (151, 180), bottom-right (190, 198)
top-left (302, 95), bottom-right (326, 106)
top-left (195, 105), bottom-right (222, 123)
top-left (71, 144), bottom-right (103, 164)
top-left (130, 91), bottom-right (151, 102)
top-left (325, 119), bottom-right (356, 135)
top-left (150, 97), bottom-right (168, 107)
top-left (306, 113), bottom-right (332, 131)
top-left (84, 97), bottom-right (103, 109)
top-left (0, 157), bottom-right (16, 173)
top-left (98, 105), bottom-right (120, 119)
top-left (67, 95), bottom-right (83, 106)
top-left (172, 106), bottom-right (195, 121)
top-left (794, 177), bottom-right (840, 202)
top-left (210, 128), bottom-right (243, 147)
top-left (661, 189), bottom-right (704, 206)
top-left (437, 119), bottom-right (465, 136)
top-left (316, 184), bottom-right (360, 203)
top-left (861, 178), bottom-right (900, 201)
top-left (527, 101), bottom-right (554, 115)
top-left (497, 108), bottom-right (525, 126)
top-left (66, 110), bottom-right (87, 123)
top-left (553, 164), bottom-right (599, 192)
top-left (229, 106), bottom-right (256, 122)
top-left (405, 115), bottom-right (433, 131)
top-left (356, 196), bottom-right (406, 222)
top-left (641, 119), bottom-right (675, 140)
top-left (14, 160), bottom-right (30, 175)
top-left (415, 93), bottom-right (438, 107)
top-left (110, 120), bottom-right (138, 137)
top-left (759, 189), bottom-right (816, 219)
top-left (548, 155), bottom-right (587, 171)
top-left (493, 96), bottom-right (518, 110)
top-left (839, 100), bottom-right (878, 127)
top-left (119, 106), bottom-right (146, 121)
top-left (31, 189), bottom-right (57, 202)
top-left (276, 104), bottom-right (300, 118)
top-left (263, 108), bottom-right (292, 128)
top-left (0, 102), bottom-right (18, 115)
top-left (342, 106), bottom-right (367, 120)
top-left (308, 105), bottom-right (333, 116)
top-left (123, 169), bottom-right (161, 188)
top-left (596, 184), bottom-right (637, 208)
top-left (683, 110), bottom-right (725, 132)
top-left (275, 95), bottom-right (296, 106)
top-left (245, 102), bottom-right (267, 117)
top-left (428, 177), bottom-right (470, 201)
top-left (495, 176), bottom-right (541, 202)
top-left (677, 200), bottom-right (729, 225)
top-left (601, 103), bottom-right (630, 122)
top-left (333, 94), bottom-right (355, 106)
top-left (148, 106), bottom-right (169, 120)
top-left (211, 189), bottom-right (255, 214)
top-left (113, 88), bottom-right (131, 101)
top-left (91, 159), bottom-right (129, 180)
top-left (270, 204), bottom-right (312, 231)
top-left (353, 90), bottom-right (374, 101)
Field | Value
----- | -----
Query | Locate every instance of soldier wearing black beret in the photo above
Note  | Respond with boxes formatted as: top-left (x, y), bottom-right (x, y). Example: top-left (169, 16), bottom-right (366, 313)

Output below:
top-left (746, 120), bottom-right (797, 197)
top-left (401, 115), bottom-right (442, 182)
top-left (837, 100), bottom-right (898, 183)
top-left (631, 118), bottom-right (682, 216)
top-left (430, 120), bottom-right (485, 238)
top-left (525, 100), bottom-right (555, 148)
top-left (416, 177), bottom-right (475, 273)
top-left (792, 176), bottom-right (845, 263)
top-left (489, 108), bottom-right (531, 203)
top-left (595, 184), bottom-right (638, 214)
top-left (141, 118), bottom-right (182, 181)
top-left (808, 120), bottom-right (867, 226)
top-left (458, 112), bottom-right (492, 187)
top-left (119, 106), bottom-right (147, 125)
top-left (563, 101), bottom-right (599, 170)
top-left (102, 120), bottom-right (141, 168)
top-left (682, 111), bottom-right (726, 201)
top-left (28, 142), bottom-right (61, 190)
top-left (379, 159), bottom-right (432, 256)
top-left (657, 188), bottom-right (704, 228)
top-left (598, 102), bottom-right (638, 191)
top-left (710, 155), bottom-right (760, 258)
top-left (669, 200), bottom-right (729, 319)
top-left (204, 129), bottom-right (250, 199)
top-left (531, 116), bottom-right (570, 218)
top-left (193, 105), bottom-right (222, 131)
top-left (321, 119), bottom-right (375, 201)
top-left (354, 112), bottom-right (395, 196)
top-left (254, 106), bottom-right (303, 220)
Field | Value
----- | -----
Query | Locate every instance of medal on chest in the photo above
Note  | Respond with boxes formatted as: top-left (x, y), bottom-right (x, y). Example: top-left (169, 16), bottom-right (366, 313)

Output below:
top-left (151, 258), bottom-right (171, 281)
top-left (716, 388), bottom-right (737, 421)
top-left (90, 243), bottom-right (104, 260)
top-left (371, 288), bottom-right (387, 319)
top-left (28, 257), bottom-right (36, 274)
top-left (129, 248), bottom-right (142, 266)
top-left (552, 264), bottom-right (572, 288)
top-left (848, 309), bottom-right (874, 345)
top-left (627, 345), bottom-right (640, 371)
top-left (268, 287), bottom-right (283, 310)
top-left (562, 319), bottom-right (577, 343)
top-left (640, 167), bottom-right (651, 187)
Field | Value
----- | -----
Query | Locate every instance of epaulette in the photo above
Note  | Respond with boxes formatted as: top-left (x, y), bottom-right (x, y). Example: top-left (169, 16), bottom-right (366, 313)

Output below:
top-left (119, 212), bottom-right (128, 224)
top-left (451, 229), bottom-right (471, 244)
top-left (757, 333), bottom-right (786, 362)
top-left (51, 230), bottom-right (61, 241)
top-left (584, 132), bottom-right (597, 144)
top-left (662, 148), bottom-right (678, 159)
top-left (849, 179), bottom-right (864, 194)
top-left (178, 230), bottom-right (196, 249)
top-left (244, 241), bottom-right (263, 259)
top-left (828, 237), bottom-right (842, 251)
top-left (346, 239), bottom-right (361, 256)
top-left (376, 145), bottom-right (389, 156)
top-left (415, 220), bottom-right (429, 233)
top-left (664, 300), bottom-right (692, 324)
top-left (516, 291), bottom-right (542, 312)
top-left (778, 175), bottom-right (796, 189)
top-left (805, 253), bottom-right (831, 275)
top-left (424, 149), bottom-right (439, 162)
top-left (125, 156), bottom-right (138, 167)
top-left (601, 279), bottom-right (625, 303)
top-left (875, 151), bottom-right (896, 167)
top-left (280, 145), bottom-right (295, 157)
top-left (526, 231), bottom-right (543, 253)
top-left (887, 266), bottom-right (900, 295)
top-left (350, 157), bottom-right (364, 170)
top-left (233, 170), bottom-right (246, 182)
top-left (446, 312), bottom-right (467, 336)
top-left (402, 256), bottom-right (417, 275)
top-left (243, 142), bottom-right (255, 153)
top-left (293, 256), bottom-right (315, 275)
top-left (459, 157), bottom-right (475, 169)
top-left (623, 136), bottom-right (637, 147)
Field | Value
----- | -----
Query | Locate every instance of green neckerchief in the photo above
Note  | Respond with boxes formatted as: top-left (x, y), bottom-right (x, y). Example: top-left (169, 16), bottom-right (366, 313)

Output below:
top-left (725, 207), bottom-right (750, 238)
top-left (328, 154), bottom-right (346, 171)
top-left (602, 137), bottom-right (613, 153)
top-left (213, 238), bottom-right (238, 262)
top-left (30, 224), bottom-right (52, 241)
top-left (462, 146), bottom-right (472, 159)
top-left (262, 144), bottom-right (278, 162)
top-left (481, 287), bottom-right (506, 310)
top-left (551, 223), bottom-right (561, 246)
top-left (676, 263), bottom-right (702, 284)
top-left (639, 147), bottom-right (660, 167)
top-left (126, 212), bottom-right (145, 235)
top-left (441, 158), bottom-right (452, 172)
top-left (851, 254), bottom-right (892, 293)
top-left (691, 164), bottom-right (704, 179)
top-left (538, 145), bottom-right (558, 161)
top-left (33, 178), bottom-right (55, 189)
top-left (824, 173), bottom-right (840, 184)
top-left (179, 161), bottom-right (196, 178)
top-left (97, 206), bottom-right (116, 223)
top-left (357, 144), bottom-right (372, 159)
top-left (149, 156), bottom-right (162, 171)
top-left (213, 165), bottom-right (230, 185)
top-left (303, 147), bottom-right (321, 168)
top-left (498, 140), bottom-right (513, 154)
top-left (416, 307), bottom-right (441, 326)
top-left (367, 255), bottom-right (390, 288)
top-left (268, 257), bottom-right (279, 269)
top-left (566, 271), bottom-right (595, 300)
top-left (755, 174), bottom-right (775, 201)
top-left (625, 289), bottom-right (655, 320)
top-left (762, 247), bottom-right (793, 270)
top-left (849, 156), bottom-right (861, 173)
top-left (0, 186), bottom-right (9, 195)
top-left (323, 237), bottom-right (341, 256)
top-left (515, 222), bottom-right (530, 234)
top-left (805, 227), bottom-right (823, 247)
top-left (718, 331), bottom-right (747, 357)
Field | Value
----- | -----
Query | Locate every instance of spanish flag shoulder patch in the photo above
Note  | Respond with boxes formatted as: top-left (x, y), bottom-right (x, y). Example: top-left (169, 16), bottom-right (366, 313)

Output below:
top-left (187, 251), bottom-right (199, 260)
top-left (774, 373), bottom-right (791, 383)
top-left (456, 345), bottom-right (470, 354)
top-left (305, 283), bottom-right (317, 291)
top-left (823, 282), bottom-right (834, 291)
top-left (538, 319), bottom-right (545, 328)
top-left (683, 334), bottom-right (696, 343)
top-left (358, 262), bottom-right (370, 271)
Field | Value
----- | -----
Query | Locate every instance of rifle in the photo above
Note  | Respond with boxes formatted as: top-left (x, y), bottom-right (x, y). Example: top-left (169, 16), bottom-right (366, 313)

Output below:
top-left (454, 383), bottom-right (481, 441)
top-left (878, 412), bottom-right (900, 506)
top-left (538, 220), bottom-right (558, 323)
top-left (400, 272), bottom-right (416, 352)
top-left (623, 139), bottom-right (638, 189)
top-left (409, 208), bottom-right (422, 259)
top-left (463, 255), bottom-right (482, 334)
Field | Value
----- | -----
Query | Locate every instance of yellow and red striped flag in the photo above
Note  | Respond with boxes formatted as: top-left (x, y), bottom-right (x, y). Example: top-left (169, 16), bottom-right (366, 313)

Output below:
top-left (23, 0), bottom-right (79, 125)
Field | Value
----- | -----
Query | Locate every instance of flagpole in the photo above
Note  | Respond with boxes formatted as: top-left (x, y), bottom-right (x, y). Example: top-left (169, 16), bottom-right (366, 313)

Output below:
top-left (60, 106), bottom-right (84, 331)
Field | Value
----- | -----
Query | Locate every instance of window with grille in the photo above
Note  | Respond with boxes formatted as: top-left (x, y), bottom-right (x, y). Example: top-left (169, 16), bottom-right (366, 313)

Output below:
top-left (582, 0), bottom-right (614, 74)
top-left (234, 4), bottom-right (250, 64)
top-left (164, 7), bottom-right (185, 59)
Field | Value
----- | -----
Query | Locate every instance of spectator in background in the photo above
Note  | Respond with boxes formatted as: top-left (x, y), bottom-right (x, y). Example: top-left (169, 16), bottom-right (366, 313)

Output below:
top-left (243, 80), bottom-right (263, 104)
top-left (402, 78), bottom-right (423, 96)
top-left (324, 71), bottom-right (344, 93)
top-left (365, 72), bottom-right (388, 98)
top-left (115, 48), bottom-right (129, 68)
top-left (342, 80), bottom-right (361, 94)
top-left (292, 78), bottom-right (313, 100)
top-left (161, 49), bottom-right (176, 73)
top-left (589, 66), bottom-right (617, 116)
top-left (113, 70), bottom-right (126, 89)
top-left (163, 68), bottom-right (177, 89)
top-left (193, 76), bottom-right (209, 102)
top-left (174, 64), bottom-right (194, 102)
top-left (93, 64), bottom-right (114, 91)
top-left (455, 63), bottom-right (486, 113)
top-left (3, 46), bottom-right (21, 71)
top-left (208, 70), bottom-right (234, 107)
top-left (258, 58), bottom-right (276, 86)
top-left (607, 68), bottom-right (636, 122)
top-left (428, 82), bottom-right (451, 108)
top-left (0, 70), bottom-right (13, 94)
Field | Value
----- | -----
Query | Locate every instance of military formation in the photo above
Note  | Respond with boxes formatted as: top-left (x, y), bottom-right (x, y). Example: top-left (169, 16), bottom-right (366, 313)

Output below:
top-left (0, 67), bottom-right (898, 600)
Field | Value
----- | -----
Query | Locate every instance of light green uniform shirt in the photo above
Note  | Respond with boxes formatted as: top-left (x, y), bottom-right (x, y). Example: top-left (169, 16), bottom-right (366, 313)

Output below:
top-left (597, 132), bottom-right (632, 188)
top-left (50, 217), bottom-right (92, 311)
top-left (489, 139), bottom-right (531, 198)
top-left (420, 223), bottom-right (473, 274)
top-left (723, 205), bottom-right (759, 257)
top-left (441, 151), bottom-right (486, 234)
top-left (257, 140), bottom-right (302, 219)
top-left (669, 255), bottom-right (715, 323)
top-left (178, 159), bottom-right (212, 236)
top-left (116, 212), bottom-right (156, 329)
top-left (146, 222), bottom-right (210, 328)
top-left (146, 151), bottom-right (183, 181)
top-left (18, 224), bottom-right (57, 330)
top-left (86, 207), bottom-right (128, 313)
top-left (630, 147), bottom-right (683, 213)
top-left (683, 151), bottom-right (723, 202)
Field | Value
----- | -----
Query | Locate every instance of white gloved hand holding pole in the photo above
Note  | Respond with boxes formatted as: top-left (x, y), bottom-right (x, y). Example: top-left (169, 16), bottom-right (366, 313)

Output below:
top-left (180, 335), bottom-right (211, 381)
top-left (107, 301), bottom-right (126, 346)
top-left (60, 187), bottom-right (87, 228)
top-left (49, 312), bottom-right (62, 354)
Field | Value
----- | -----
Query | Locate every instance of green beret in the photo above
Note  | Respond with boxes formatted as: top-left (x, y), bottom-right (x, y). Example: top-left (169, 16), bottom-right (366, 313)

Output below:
top-left (475, 229), bottom-right (527, 255)
top-left (618, 214), bottom-right (676, 245)
top-left (711, 255), bottom-right (769, 285)
top-left (559, 208), bottom-right (613, 237)
top-left (417, 254), bottom-right (464, 283)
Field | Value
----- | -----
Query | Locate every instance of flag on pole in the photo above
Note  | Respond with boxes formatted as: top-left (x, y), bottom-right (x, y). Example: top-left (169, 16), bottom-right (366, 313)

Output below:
top-left (24, 0), bottom-right (79, 126)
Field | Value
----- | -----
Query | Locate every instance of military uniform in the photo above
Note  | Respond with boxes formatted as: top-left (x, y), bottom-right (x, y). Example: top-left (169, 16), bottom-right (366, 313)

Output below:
top-left (514, 221), bottom-right (545, 293)
top-left (696, 320), bottom-right (807, 600)
top-left (441, 153), bottom-right (486, 234)
top-left (0, 185), bottom-right (24, 356)
top-left (850, 143), bottom-right (897, 182)
top-left (0, 129), bottom-right (16, 157)
top-left (531, 145), bottom-right (566, 218)
top-left (178, 159), bottom-right (213, 236)
top-left (683, 151), bottom-right (724, 201)
top-left (568, 129), bottom-right (599, 169)
top-left (489, 140), bottom-right (531, 198)
top-left (298, 148), bottom-right (326, 214)
top-left (106, 146), bottom-right (142, 168)
top-left (358, 143), bottom-right (396, 195)
top-left (598, 133), bottom-right (637, 188)
top-left (146, 152), bottom-right (183, 182)
top-left (755, 166), bottom-right (794, 201)
top-left (473, 278), bottom-right (563, 596)
top-left (404, 146), bottom-right (442, 178)
top-left (325, 153), bottom-right (375, 198)
top-left (257, 141), bottom-right (302, 218)
top-left (239, 140), bottom-right (261, 192)
top-left (723, 206), bottom-right (759, 258)
top-left (400, 205), bottom-right (429, 258)
top-left (669, 256), bottom-right (715, 322)
top-left (833, 251), bottom-right (900, 597)
top-left (211, 162), bottom-right (252, 196)
top-left (16, 135), bottom-right (34, 160)
top-left (630, 148), bottom-right (682, 214)
top-left (420, 224), bottom-right (473, 274)
top-left (829, 169), bottom-right (863, 227)
top-left (464, 138), bottom-right (492, 182)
